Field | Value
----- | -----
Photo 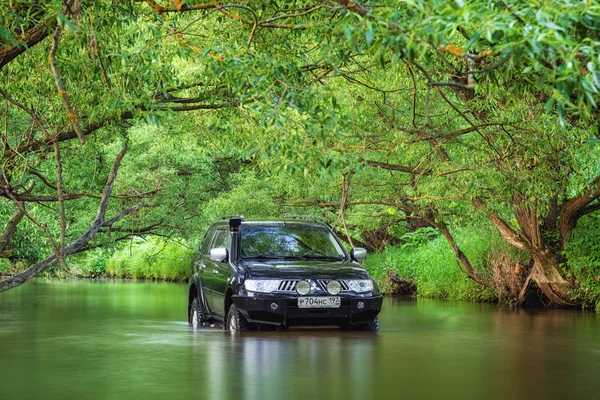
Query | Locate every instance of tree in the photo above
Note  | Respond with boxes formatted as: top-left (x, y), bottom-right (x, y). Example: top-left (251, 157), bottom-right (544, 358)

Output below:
top-left (2, 0), bottom-right (599, 306)
top-left (0, 0), bottom-right (329, 290)
top-left (250, 1), bottom-right (600, 305)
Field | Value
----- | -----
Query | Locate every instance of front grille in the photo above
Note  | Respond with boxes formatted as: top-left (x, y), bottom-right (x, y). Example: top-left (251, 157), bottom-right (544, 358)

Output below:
top-left (277, 279), bottom-right (350, 293)
top-left (317, 279), bottom-right (350, 291)
top-left (277, 280), bottom-right (298, 292)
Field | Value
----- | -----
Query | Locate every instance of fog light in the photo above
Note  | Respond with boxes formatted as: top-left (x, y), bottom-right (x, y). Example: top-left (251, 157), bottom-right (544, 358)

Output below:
top-left (357, 301), bottom-right (365, 310)
top-left (296, 280), bottom-right (311, 295)
top-left (270, 302), bottom-right (279, 311)
top-left (327, 280), bottom-right (341, 295)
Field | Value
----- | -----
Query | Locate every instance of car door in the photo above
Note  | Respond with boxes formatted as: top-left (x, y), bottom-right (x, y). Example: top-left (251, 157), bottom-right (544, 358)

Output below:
top-left (196, 227), bottom-right (216, 312)
top-left (206, 229), bottom-right (231, 316)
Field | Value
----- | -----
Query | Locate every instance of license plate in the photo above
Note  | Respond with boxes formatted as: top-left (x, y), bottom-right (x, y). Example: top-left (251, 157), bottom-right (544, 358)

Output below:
top-left (298, 296), bottom-right (341, 309)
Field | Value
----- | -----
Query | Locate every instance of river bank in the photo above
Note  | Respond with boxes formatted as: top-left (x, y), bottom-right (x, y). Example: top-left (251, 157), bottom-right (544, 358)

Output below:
top-left (2, 225), bottom-right (599, 311)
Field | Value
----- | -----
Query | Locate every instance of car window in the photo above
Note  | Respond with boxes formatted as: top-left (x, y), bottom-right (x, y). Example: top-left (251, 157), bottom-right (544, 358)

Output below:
top-left (211, 229), bottom-right (231, 250)
top-left (198, 227), bottom-right (215, 255)
top-left (240, 226), bottom-right (345, 260)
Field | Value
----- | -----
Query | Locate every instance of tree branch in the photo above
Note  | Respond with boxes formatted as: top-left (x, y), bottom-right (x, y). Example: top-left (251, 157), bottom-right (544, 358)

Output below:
top-left (366, 160), bottom-right (432, 175)
top-left (559, 176), bottom-right (600, 242)
top-left (473, 198), bottom-right (531, 251)
top-left (581, 202), bottom-right (600, 216)
top-left (0, 208), bottom-right (25, 254)
top-left (52, 139), bottom-right (66, 253)
top-left (0, 146), bottom-right (129, 292)
top-left (427, 212), bottom-right (490, 288)
top-left (145, 0), bottom-right (310, 29)
top-left (102, 202), bottom-right (153, 228)
top-left (0, 19), bottom-right (54, 70)
top-left (145, 0), bottom-right (222, 13)
top-left (333, 0), bottom-right (368, 17)
top-left (49, 24), bottom-right (85, 144)
top-left (2, 111), bottom-right (134, 160)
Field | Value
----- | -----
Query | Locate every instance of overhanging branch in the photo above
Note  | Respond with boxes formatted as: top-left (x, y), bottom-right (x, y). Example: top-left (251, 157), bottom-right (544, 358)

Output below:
top-left (0, 19), bottom-right (54, 70)
top-left (473, 197), bottom-right (531, 251)
top-left (0, 146), bottom-right (133, 292)
top-left (366, 160), bottom-right (432, 176)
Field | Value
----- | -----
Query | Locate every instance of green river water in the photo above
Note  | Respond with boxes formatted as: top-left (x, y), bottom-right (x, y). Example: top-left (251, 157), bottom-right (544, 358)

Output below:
top-left (1, 279), bottom-right (599, 400)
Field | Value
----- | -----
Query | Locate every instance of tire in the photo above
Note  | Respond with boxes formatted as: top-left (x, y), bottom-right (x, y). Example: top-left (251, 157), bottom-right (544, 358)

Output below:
top-left (225, 304), bottom-right (252, 332)
top-left (363, 317), bottom-right (379, 331)
top-left (340, 317), bottom-right (379, 331)
top-left (189, 297), bottom-right (204, 328)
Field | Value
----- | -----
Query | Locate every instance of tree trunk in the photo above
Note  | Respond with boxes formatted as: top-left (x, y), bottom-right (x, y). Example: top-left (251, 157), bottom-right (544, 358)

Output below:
top-left (530, 249), bottom-right (573, 306)
top-left (474, 197), bottom-right (578, 305)
top-left (429, 214), bottom-right (490, 288)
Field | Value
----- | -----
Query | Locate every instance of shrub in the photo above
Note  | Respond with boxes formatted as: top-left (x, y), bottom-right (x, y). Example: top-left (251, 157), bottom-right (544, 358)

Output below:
top-left (564, 214), bottom-right (600, 311)
top-left (105, 238), bottom-right (194, 282)
top-left (365, 225), bottom-right (499, 302)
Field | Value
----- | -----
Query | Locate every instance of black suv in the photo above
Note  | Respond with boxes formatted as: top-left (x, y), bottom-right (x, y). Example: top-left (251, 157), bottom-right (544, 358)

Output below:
top-left (188, 216), bottom-right (383, 331)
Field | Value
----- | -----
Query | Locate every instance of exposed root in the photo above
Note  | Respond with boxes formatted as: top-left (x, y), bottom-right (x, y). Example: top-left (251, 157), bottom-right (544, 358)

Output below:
top-left (386, 268), bottom-right (417, 296)
top-left (489, 251), bottom-right (528, 305)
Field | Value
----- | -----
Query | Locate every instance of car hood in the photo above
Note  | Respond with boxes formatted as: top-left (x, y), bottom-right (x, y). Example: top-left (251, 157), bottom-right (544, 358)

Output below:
top-left (242, 260), bottom-right (370, 280)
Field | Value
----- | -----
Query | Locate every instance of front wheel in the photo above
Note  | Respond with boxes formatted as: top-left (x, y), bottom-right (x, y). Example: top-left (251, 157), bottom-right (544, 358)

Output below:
top-left (225, 304), bottom-right (252, 332)
top-left (189, 298), bottom-right (205, 328)
top-left (341, 317), bottom-right (379, 331)
top-left (363, 317), bottom-right (379, 331)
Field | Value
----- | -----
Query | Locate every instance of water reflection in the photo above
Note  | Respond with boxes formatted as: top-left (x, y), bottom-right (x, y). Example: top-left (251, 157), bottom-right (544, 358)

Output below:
top-left (214, 331), bottom-right (379, 400)
top-left (1, 280), bottom-right (599, 400)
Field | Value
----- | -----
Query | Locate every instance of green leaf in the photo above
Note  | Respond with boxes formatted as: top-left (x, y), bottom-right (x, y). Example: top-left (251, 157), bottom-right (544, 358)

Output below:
top-left (366, 21), bottom-right (374, 45)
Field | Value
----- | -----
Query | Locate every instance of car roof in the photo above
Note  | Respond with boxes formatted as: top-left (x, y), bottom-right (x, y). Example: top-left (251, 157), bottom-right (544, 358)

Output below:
top-left (209, 218), bottom-right (330, 229)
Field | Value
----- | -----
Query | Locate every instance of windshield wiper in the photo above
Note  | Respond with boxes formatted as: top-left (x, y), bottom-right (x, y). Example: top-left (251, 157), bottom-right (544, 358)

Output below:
top-left (241, 256), bottom-right (288, 260)
top-left (295, 255), bottom-right (346, 261)
top-left (242, 255), bottom-right (345, 261)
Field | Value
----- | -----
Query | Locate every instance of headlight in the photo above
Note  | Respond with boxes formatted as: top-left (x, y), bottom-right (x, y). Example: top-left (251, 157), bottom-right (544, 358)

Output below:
top-left (327, 280), bottom-right (341, 295)
top-left (296, 280), bottom-right (311, 295)
top-left (244, 279), bottom-right (280, 293)
top-left (346, 279), bottom-right (374, 293)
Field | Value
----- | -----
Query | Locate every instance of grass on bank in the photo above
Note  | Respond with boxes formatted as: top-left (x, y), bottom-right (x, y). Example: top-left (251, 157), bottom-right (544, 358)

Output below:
top-left (364, 226), bottom-right (499, 302)
top-left (105, 238), bottom-right (193, 281)
top-left (563, 214), bottom-right (600, 310)
top-left (365, 216), bottom-right (600, 310)
top-left (62, 237), bottom-right (194, 282)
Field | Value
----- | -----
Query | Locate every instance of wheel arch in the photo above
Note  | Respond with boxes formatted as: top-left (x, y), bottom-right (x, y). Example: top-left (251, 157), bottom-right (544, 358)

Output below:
top-left (188, 283), bottom-right (198, 323)
top-left (188, 277), bottom-right (209, 323)
top-left (224, 287), bottom-right (234, 315)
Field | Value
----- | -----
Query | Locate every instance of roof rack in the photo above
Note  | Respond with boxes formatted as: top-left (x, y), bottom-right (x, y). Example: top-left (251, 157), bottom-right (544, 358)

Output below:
top-left (282, 215), bottom-right (317, 222)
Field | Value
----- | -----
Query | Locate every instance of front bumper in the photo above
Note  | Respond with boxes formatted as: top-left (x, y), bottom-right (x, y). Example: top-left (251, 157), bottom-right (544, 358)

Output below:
top-left (232, 294), bottom-right (383, 327)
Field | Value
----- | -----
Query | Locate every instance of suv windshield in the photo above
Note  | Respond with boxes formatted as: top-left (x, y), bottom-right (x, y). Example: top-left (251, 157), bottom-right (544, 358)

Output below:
top-left (240, 225), bottom-right (346, 260)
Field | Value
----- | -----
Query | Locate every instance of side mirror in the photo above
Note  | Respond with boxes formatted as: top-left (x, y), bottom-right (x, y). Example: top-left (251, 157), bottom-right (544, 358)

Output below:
top-left (351, 248), bottom-right (367, 262)
top-left (210, 247), bottom-right (228, 263)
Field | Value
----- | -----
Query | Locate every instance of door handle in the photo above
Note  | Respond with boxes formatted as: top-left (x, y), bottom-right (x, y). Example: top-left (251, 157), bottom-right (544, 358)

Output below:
top-left (213, 269), bottom-right (219, 275)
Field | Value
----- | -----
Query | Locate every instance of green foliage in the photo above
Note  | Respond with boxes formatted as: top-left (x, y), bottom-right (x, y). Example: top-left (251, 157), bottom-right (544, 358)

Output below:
top-left (1, 0), bottom-right (600, 305)
top-left (199, 173), bottom-right (282, 222)
top-left (105, 238), bottom-right (193, 282)
top-left (400, 228), bottom-right (440, 249)
top-left (365, 225), bottom-right (499, 302)
top-left (63, 248), bottom-right (111, 278)
top-left (0, 259), bottom-right (9, 272)
top-left (564, 215), bottom-right (600, 311)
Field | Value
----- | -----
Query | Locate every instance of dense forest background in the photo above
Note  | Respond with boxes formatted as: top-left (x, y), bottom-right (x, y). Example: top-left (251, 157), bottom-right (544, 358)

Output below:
top-left (1, 1), bottom-right (600, 309)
